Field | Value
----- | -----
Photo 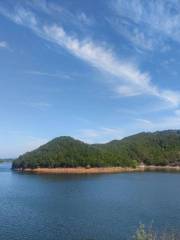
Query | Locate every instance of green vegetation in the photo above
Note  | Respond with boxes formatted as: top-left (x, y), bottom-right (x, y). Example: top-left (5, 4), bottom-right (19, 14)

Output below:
top-left (12, 130), bottom-right (180, 169)
top-left (134, 224), bottom-right (178, 240)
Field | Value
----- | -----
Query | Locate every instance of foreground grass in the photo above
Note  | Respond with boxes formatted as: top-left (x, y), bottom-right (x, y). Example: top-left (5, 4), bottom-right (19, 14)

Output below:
top-left (134, 224), bottom-right (179, 240)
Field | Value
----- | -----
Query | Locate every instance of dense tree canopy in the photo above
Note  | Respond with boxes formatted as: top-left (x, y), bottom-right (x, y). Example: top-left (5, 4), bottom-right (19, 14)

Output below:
top-left (12, 130), bottom-right (180, 169)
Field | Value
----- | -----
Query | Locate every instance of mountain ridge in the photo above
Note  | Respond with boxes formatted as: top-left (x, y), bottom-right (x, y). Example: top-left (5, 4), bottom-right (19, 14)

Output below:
top-left (12, 130), bottom-right (180, 169)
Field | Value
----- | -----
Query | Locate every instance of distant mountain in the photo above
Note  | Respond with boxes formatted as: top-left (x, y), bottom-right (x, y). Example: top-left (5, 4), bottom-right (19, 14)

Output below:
top-left (0, 158), bottom-right (14, 163)
top-left (12, 130), bottom-right (180, 169)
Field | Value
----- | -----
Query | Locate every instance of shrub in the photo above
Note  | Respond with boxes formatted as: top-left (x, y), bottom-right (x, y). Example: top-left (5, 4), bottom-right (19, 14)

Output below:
top-left (133, 224), bottom-right (178, 240)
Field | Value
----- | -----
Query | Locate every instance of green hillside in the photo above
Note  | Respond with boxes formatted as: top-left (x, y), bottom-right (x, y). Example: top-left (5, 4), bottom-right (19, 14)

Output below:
top-left (12, 130), bottom-right (180, 169)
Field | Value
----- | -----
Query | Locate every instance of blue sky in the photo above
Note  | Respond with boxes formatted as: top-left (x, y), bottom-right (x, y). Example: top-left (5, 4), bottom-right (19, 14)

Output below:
top-left (1, 0), bottom-right (180, 157)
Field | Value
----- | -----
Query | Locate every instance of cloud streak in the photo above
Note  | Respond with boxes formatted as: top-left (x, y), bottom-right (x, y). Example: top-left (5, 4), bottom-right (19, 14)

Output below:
top-left (42, 24), bottom-right (180, 106)
top-left (110, 0), bottom-right (180, 51)
top-left (21, 0), bottom-right (94, 30)
top-left (21, 101), bottom-right (52, 110)
top-left (1, 4), bottom-right (180, 106)
top-left (23, 70), bottom-right (72, 79)
top-left (135, 114), bottom-right (180, 132)
top-left (78, 127), bottom-right (123, 143)
top-left (0, 41), bottom-right (8, 48)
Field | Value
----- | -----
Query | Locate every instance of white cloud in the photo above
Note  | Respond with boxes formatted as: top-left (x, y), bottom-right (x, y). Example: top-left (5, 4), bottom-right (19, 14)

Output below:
top-left (0, 6), bottom-right (37, 29)
top-left (30, 102), bottom-right (51, 108)
top-left (134, 113), bottom-right (180, 132)
top-left (107, 17), bottom-right (156, 51)
top-left (116, 85), bottom-right (143, 97)
top-left (24, 70), bottom-right (72, 79)
top-left (110, 0), bottom-right (180, 51)
top-left (79, 114), bottom-right (180, 144)
top-left (77, 12), bottom-right (93, 26)
top-left (25, 0), bottom-right (94, 30)
top-left (135, 118), bottom-right (154, 128)
top-left (125, 29), bottom-right (154, 51)
top-left (0, 41), bottom-right (8, 48)
top-left (42, 24), bottom-right (180, 106)
top-left (1, 5), bottom-right (180, 107)
top-left (78, 127), bottom-right (123, 143)
top-left (22, 101), bottom-right (52, 110)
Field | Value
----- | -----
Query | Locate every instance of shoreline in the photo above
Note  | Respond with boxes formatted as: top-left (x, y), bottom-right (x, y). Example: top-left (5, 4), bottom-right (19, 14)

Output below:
top-left (14, 165), bottom-right (180, 174)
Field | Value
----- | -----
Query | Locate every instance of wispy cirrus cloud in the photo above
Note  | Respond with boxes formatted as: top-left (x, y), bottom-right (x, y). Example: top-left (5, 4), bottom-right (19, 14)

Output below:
top-left (1, 4), bottom-right (180, 107)
top-left (77, 12), bottom-right (94, 26)
top-left (21, 101), bottom-right (52, 110)
top-left (42, 24), bottom-right (180, 106)
top-left (109, 0), bottom-right (180, 51)
top-left (23, 70), bottom-right (72, 79)
top-left (106, 17), bottom-right (156, 51)
top-left (135, 118), bottom-right (154, 128)
top-left (22, 0), bottom-right (94, 29)
top-left (0, 41), bottom-right (8, 49)
top-left (0, 6), bottom-right (37, 27)
top-left (78, 127), bottom-right (123, 143)
top-left (135, 114), bottom-right (180, 132)
top-left (78, 112), bottom-right (180, 143)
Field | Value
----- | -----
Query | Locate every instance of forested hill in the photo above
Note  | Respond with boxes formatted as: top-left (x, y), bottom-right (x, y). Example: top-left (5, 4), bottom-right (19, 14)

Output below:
top-left (12, 130), bottom-right (180, 169)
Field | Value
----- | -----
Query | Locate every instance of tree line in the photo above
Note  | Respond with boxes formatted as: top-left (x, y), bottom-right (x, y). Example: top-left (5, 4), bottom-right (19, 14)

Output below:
top-left (12, 130), bottom-right (180, 169)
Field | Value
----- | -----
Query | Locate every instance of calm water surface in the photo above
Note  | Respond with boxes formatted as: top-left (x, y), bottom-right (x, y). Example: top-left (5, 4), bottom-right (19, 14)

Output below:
top-left (1, 162), bottom-right (180, 240)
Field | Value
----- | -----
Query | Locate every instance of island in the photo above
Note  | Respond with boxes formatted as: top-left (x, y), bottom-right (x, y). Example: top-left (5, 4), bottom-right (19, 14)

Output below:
top-left (12, 130), bottom-right (180, 174)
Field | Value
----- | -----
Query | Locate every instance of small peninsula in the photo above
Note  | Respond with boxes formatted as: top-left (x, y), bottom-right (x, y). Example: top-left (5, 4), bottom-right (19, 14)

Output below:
top-left (12, 130), bottom-right (180, 173)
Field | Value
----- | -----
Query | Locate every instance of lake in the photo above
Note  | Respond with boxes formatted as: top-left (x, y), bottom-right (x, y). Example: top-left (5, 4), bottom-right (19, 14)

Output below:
top-left (1, 162), bottom-right (180, 240)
